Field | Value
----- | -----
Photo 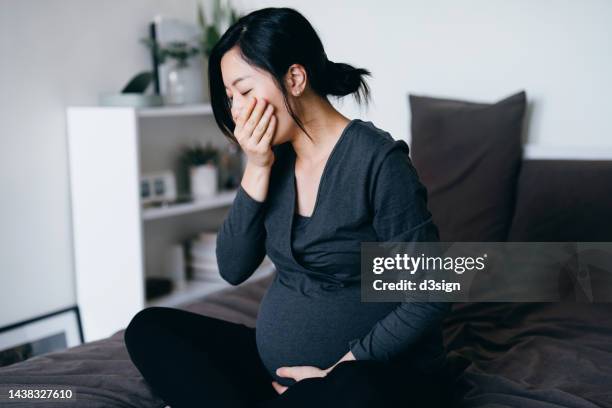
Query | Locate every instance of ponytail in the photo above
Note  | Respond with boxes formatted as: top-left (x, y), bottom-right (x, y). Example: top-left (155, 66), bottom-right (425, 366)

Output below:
top-left (324, 59), bottom-right (372, 105)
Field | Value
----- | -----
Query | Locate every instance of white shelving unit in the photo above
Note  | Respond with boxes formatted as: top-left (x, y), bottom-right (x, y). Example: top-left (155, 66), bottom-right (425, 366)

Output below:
top-left (147, 260), bottom-right (275, 308)
top-left (137, 103), bottom-right (213, 118)
top-left (66, 103), bottom-right (274, 342)
top-left (142, 189), bottom-right (237, 220)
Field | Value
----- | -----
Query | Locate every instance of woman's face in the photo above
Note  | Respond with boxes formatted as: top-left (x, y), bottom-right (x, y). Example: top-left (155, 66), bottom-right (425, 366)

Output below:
top-left (221, 46), bottom-right (296, 145)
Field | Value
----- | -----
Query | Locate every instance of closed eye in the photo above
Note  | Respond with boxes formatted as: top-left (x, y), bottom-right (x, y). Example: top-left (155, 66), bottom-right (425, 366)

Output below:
top-left (228, 89), bottom-right (252, 103)
top-left (243, 89), bottom-right (252, 96)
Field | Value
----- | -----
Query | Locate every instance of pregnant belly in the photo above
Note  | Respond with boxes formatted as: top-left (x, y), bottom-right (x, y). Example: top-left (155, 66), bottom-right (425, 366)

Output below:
top-left (255, 275), bottom-right (399, 386)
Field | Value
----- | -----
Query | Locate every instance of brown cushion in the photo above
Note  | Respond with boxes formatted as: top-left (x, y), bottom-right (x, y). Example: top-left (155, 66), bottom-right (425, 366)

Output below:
top-left (409, 91), bottom-right (526, 241)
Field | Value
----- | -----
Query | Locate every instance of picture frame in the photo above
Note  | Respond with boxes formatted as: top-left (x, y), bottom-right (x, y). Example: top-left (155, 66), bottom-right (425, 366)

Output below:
top-left (0, 306), bottom-right (83, 368)
top-left (140, 170), bottom-right (177, 205)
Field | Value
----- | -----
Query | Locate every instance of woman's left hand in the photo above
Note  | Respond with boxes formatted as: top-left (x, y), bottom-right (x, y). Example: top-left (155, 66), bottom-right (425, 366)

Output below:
top-left (272, 366), bottom-right (328, 394)
top-left (272, 350), bottom-right (356, 394)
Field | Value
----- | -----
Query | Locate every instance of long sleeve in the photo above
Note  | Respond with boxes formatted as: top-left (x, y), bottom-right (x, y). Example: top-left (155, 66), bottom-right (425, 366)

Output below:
top-left (216, 184), bottom-right (267, 285)
top-left (348, 140), bottom-right (452, 361)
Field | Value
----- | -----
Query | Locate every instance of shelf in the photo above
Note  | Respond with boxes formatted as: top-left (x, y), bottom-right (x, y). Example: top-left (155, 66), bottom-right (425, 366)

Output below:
top-left (137, 103), bottom-right (213, 118)
top-left (142, 189), bottom-right (237, 221)
top-left (146, 259), bottom-right (276, 308)
top-left (66, 103), bottom-right (241, 341)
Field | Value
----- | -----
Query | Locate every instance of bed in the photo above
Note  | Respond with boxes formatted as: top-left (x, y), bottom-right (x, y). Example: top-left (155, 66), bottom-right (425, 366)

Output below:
top-left (2, 94), bottom-right (612, 407)
top-left (1, 268), bottom-right (611, 407)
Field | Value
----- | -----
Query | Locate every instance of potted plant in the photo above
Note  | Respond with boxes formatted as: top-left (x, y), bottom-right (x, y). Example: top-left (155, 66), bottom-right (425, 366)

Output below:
top-left (179, 141), bottom-right (220, 199)
top-left (141, 39), bottom-right (201, 105)
top-left (197, 0), bottom-right (241, 100)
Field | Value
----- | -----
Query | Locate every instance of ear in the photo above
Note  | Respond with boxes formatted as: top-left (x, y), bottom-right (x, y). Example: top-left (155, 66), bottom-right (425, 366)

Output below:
top-left (284, 64), bottom-right (307, 97)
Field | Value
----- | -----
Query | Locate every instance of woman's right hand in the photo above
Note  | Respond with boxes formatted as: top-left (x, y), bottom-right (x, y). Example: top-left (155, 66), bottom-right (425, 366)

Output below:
top-left (234, 96), bottom-right (277, 169)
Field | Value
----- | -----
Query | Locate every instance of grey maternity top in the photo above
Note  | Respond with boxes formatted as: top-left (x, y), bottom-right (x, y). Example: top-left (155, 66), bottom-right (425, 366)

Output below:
top-left (216, 119), bottom-right (451, 387)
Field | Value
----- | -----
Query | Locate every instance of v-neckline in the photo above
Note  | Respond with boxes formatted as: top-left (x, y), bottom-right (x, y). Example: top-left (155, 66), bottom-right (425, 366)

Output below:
top-left (287, 118), bottom-right (358, 265)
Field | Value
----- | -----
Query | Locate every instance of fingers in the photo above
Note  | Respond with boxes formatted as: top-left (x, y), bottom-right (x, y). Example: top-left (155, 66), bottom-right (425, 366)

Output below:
top-left (259, 114), bottom-right (276, 147)
top-left (241, 97), bottom-right (268, 141)
top-left (271, 381), bottom-right (287, 395)
top-left (276, 366), bottom-right (325, 381)
top-left (235, 96), bottom-right (256, 130)
top-left (252, 103), bottom-right (275, 144)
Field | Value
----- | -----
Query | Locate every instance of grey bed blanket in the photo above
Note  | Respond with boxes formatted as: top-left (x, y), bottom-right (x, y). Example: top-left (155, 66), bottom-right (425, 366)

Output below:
top-left (444, 302), bottom-right (612, 408)
top-left (1, 272), bottom-right (611, 408)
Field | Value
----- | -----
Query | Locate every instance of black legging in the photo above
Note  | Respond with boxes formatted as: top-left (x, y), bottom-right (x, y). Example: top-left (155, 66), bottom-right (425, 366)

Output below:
top-left (124, 306), bottom-right (450, 408)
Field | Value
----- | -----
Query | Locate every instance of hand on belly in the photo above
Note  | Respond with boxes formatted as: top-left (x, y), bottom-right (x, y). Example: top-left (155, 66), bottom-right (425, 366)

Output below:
top-left (271, 350), bottom-right (356, 394)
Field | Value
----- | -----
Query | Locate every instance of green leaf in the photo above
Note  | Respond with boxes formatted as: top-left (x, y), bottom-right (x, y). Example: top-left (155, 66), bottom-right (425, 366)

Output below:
top-left (197, 1), bottom-right (206, 28)
top-left (230, 9), bottom-right (239, 24)
top-left (213, 0), bottom-right (221, 25)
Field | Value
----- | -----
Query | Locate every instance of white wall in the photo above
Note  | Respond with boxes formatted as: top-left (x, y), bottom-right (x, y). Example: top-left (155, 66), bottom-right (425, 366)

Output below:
top-left (247, 0), bottom-right (612, 146)
top-left (0, 0), bottom-right (199, 328)
top-left (1, 0), bottom-right (611, 329)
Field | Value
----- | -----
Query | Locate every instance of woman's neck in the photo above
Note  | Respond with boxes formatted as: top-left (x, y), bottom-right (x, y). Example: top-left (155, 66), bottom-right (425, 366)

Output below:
top-left (289, 97), bottom-right (351, 166)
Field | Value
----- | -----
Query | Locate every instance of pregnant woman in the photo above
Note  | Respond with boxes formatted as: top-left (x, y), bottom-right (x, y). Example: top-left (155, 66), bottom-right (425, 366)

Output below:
top-left (124, 7), bottom-right (452, 408)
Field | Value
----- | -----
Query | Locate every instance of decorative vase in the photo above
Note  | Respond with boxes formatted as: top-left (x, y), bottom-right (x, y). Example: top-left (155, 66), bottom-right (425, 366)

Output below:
top-left (165, 61), bottom-right (188, 105)
top-left (190, 164), bottom-right (218, 199)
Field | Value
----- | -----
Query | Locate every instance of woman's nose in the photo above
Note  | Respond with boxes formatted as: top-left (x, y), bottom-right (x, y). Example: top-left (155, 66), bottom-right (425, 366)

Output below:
top-left (231, 102), bottom-right (243, 121)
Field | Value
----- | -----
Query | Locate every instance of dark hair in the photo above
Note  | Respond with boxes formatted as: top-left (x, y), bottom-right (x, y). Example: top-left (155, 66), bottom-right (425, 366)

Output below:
top-left (208, 7), bottom-right (371, 144)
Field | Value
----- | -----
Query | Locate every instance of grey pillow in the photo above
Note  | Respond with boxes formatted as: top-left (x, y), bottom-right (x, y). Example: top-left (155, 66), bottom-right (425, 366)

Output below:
top-left (508, 160), bottom-right (612, 242)
top-left (409, 91), bottom-right (526, 242)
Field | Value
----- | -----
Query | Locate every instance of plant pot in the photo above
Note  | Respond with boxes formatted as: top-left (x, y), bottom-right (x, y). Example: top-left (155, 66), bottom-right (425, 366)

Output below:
top-left (190, 164), bottom-right (218, 199)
